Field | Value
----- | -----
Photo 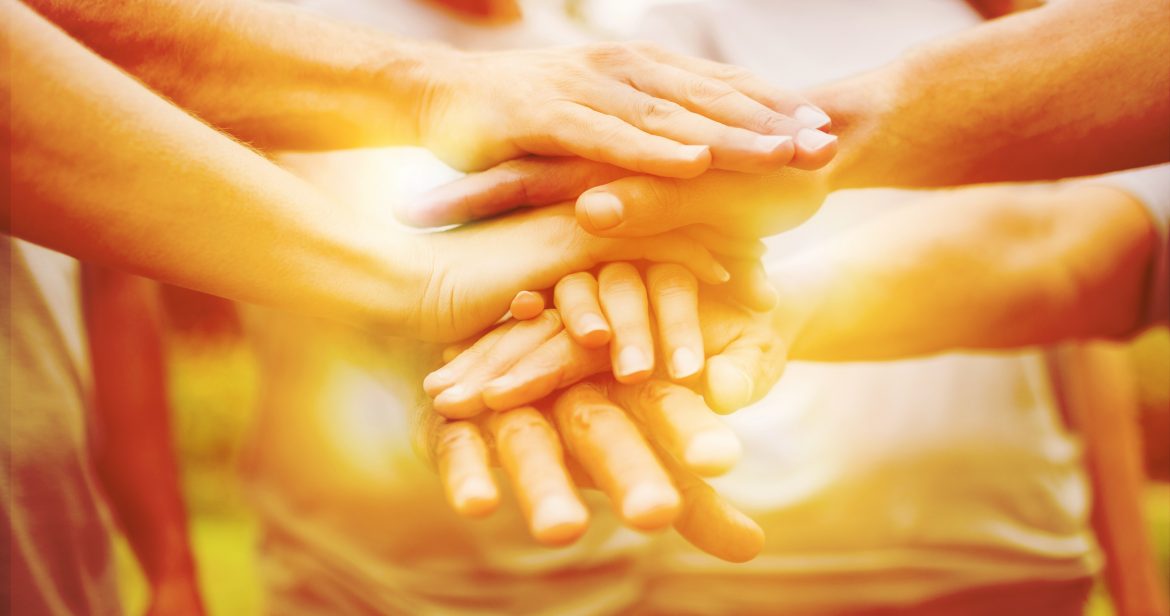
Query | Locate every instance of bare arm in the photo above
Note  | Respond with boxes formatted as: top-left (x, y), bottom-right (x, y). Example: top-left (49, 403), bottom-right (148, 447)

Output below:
top-left (83, 267), bottom-right (205, 616)
top-left (23, 0), bottom-right (833, 175)
top-left (776, 183), bottom-right (1159, 361)
top-left (401, 0), bottom-right (1170, 235)
top-left (819, 0), bottom-right (1170, 190)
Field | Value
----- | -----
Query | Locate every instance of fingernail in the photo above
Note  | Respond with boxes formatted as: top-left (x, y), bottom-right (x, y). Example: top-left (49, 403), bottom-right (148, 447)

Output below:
top-left (621, 483), bottom-right (680, 529)
top-left (423, 370), bottom-right (453, 396)
top-left (683, 430), bottom-right (743, 475)
top-left (796, 128), bottom-right (837, 153)
top-left (580, 192), bottom-right (624, 231)
top-left (616, 346), bottom-right (652, 379)
top-left (752, 134), bottom-right (793, 155)
top-left (794, 104), bottom-right (831, 129)
top-left (531, 495), bottom-right (589, 544)
top-left (679, 144), bottom-right (710, 161)
top-left (454, 477), bottom-right (498, 517)
top-left (707, 360), bottom-right (755, 413)
top-left (576, 313), bottom-right (610, 346)
top-left (671, 347), bottom-right (703, 379)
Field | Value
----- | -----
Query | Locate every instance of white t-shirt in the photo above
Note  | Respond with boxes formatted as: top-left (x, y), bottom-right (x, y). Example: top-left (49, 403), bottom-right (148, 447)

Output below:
top-left (238, 1), bottom-right (1147, 614)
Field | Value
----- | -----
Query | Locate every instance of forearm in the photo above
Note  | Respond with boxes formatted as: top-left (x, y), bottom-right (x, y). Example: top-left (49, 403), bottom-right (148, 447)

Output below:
top-left (25, 0), bottom-right (443, 150)
top-left (813, 0), bottom-right (1170, 190)
top-left (6, 2), bottom-right (424, 333)
top-left (775, 184), bottom-right (1157, 361)
top-left (83, 267), bottom-right (197, 586)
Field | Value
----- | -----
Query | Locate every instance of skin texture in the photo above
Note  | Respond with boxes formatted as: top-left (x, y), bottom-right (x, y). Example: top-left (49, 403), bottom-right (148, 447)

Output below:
top-left (23, 0), bottom-right (831, 175)
top-left (399, 0), bottom-right (1170, 235)
top-left (423, 181), bottom-right (1159, 554)
top-left (82, 268), bottom-right (205, 616)
top-left (4, 3), bottom-right (744, 344)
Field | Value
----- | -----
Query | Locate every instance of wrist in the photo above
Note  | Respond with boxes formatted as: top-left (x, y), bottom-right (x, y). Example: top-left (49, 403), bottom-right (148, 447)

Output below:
top-left (808, 65), bottom-right (906, 192)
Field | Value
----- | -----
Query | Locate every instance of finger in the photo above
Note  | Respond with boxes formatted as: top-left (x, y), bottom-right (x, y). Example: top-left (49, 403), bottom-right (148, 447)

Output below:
top-left (488, 408), bottom-right (589, 545)
top-left (624, 47), bottom-right (837, 169)
top-left (659, 450), bottom-right (765, 563)
top-left (723, 259), bottom-right (779, 312)
top-left (553, 272), bottom-right (610, 348)
top-left (646, 264), bottom-right (704, 380)
top-left (442, 340), bottom-right (474, 364)
top-left (554, 382), bottom-right (680, 530)
top-left (399, 157), bottom-right (631, 228)
top-left (596, 233), bottom-right (730, 285)
top-left (434, 421), bottom-right (500, 518)
top-left (425, 320), bottom-right (519, 396)
top-left (434, 310), bottom-right (564, 418)
top-left (598, 264), bottom-right (654, 383)
top-left (483, 330), bottom-right (610, 411)
top-left (791, 127), bottom-right (838, 170)
top-left (575, 175), bottom-right (694, 237)
top-left (680, 225), bottom-right (766, 261)
top-left (704, 333), bottom-right (787, 415)
top-left (613, 380), bottom-right (741, 477)
top-left (638, 45), bottom-right (825, 123)
top-left (540, 104), bottom-right (712, 179)
top-left (509, 290), bottom-right (550, 320)
top-left (593, 87), bottom-right (795, 174)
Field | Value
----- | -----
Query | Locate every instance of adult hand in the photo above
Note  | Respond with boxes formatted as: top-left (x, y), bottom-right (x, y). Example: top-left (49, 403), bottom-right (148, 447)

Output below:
top-left (409, 205), bottom-right (749, 342)
top-left (399, 157), bottom-right (832, 238)
top-left (418, 42), bottom-right (836, 176)
top-left (425, 267), bottom-right (787, 419)
top-left (414, 377), bottom-right (765, 563)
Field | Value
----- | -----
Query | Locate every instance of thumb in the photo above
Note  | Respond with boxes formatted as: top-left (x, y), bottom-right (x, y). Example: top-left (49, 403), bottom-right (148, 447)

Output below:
top-left (704, 333), bottom-right (787, 414)
top-left (399, 157), bottom-right (630, 228)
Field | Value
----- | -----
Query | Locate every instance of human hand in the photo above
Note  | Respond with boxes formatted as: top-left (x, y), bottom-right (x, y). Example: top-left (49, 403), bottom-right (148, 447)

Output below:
top-left (416, 42), bottom-right (836, 176)
top-left (425, 263), bottom-right (788, 419)
top-left (408, 205), bottom-right (765, 342)
top-left (398, 156), bottom-right (832, 238)
top-left (414, 377), bottom-right (765, 562)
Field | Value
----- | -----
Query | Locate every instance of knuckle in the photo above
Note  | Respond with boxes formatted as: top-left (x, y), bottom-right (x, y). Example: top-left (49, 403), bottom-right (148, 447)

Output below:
top-left (495, 409), bottom-right (551, 442)
top-left (586, 42), bottom-right (634, 66)
top-left (710, 63), bottom-right (751, 82)
top-left (639, 98), bottom-right (683, 123)
top-left (536, 309), bottom-right (564, 329)
top-left (434, 423), bottom-right (480, 458)
top-left (685, 78), bottom-right (734, 103)
top-left (648, 263), bottom-right (697, 291)
top-left (636, 379), bottom-right (677, 410)
top-left (750, 109), bottom-right (788, 134)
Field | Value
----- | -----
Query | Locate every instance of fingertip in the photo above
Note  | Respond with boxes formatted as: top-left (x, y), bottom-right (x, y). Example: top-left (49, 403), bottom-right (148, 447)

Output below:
top-left (452, 477), bottom-right (500, 518)
top-left (683, 430), bottom-right (743, 477)
top-left (614, 346), bottom-right (654, 383)
top-left (577, 190), bottom-right (625, 233)
top-left (530, 495), bottom-right (590, 546)
top-left (793, 104), bottom-right (832, 130)
top-left (423, 370), bottom-right (454, 397)
top-left (510, 291), bottom-right (546, 320)
top-left (669, 347), bottom-right (703, 381)
top-left (570, 313), bottom-right (611, 348)
top-left (433, 384), bottom-right (486, 419)
top-left (791, 128), bottom-right (838, 170)
top-left (705, 357), bottom-right (755, 414)
top-left (621, 482), bottom-right (681, 530)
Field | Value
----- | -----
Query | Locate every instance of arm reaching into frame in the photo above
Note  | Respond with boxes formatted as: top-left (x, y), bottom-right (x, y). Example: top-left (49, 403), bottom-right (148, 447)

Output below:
top-left (3, 2), bottom-right (738, 344)
top-left (399, 0), bottom-right (1170, 234)
top-left (429, 178), bottom-right (1163, 415)
top-left (24, 0), bottom-right (835, 176)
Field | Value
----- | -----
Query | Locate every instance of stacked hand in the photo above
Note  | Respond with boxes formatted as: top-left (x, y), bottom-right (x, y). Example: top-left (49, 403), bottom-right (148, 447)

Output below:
top-left (418, 42), bottom-right (837, 177)
top-left (415, 263), bottom-right (793, 562)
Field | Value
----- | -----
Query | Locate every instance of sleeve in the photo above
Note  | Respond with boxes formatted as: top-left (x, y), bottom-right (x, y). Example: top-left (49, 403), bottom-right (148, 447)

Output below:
top-left (1092, 164), bottom-right (1170, 328)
